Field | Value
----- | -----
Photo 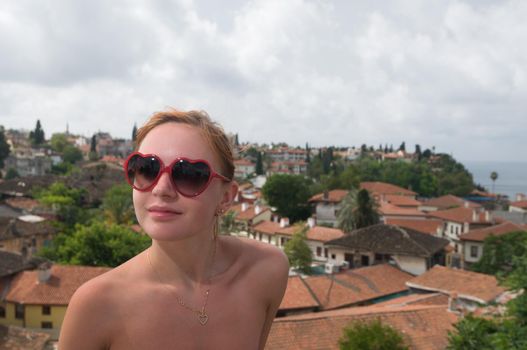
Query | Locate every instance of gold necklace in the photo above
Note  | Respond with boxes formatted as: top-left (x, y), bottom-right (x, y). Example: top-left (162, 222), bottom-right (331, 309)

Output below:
top-left (147, 241), bottom-right (216, 326)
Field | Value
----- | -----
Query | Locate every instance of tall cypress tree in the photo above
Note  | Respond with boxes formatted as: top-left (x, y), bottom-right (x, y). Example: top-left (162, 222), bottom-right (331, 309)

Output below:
top-left (29, 120), bottom-right (45, 146)
top-left (255, 152), bottom-right (264, 175)
top-left (132, 123), bottom-right (137, 142)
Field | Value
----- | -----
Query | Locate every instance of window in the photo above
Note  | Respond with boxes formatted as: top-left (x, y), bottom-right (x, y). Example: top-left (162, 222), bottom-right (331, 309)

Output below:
top-left (41, 321), bottom-right (53, 329)
top-left (316, 247), bottom-right (322, 256)
top-left (42, 305), bottom-right (51, 315)
top-left (324, 248), bottom-right (328, 258)
top-left (0, 305), bottom-right (5, 318)
top-left (331, 254), bottom-right (336, 260)
top-left (470, 246), bottom-right (479, 258)
top-left (15, 304), bottom-right (24, 319)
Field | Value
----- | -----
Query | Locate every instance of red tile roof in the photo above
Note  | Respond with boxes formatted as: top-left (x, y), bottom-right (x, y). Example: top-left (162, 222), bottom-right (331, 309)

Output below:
top-left (378, 202), bottom-right (427, 218)
top-left (360, 182), bottom-right (417, 196)
top-left (6, 265), bottom-right (111, 305)
top-left (385, 218), bottom-right (443, 235)
top-left (5, 197), bottom-right (41, 211)
top-left (510, 201), bottom-right (527, 209)
top-left (384, 195), bottom-right (422, 207)
top-left (309, 190), bottom-right (349, 203)
top-left (279, 276), bottom-right (319, 311)
top-left (421, 195), bottom-right (481, 210)
top-left (229, 203), bottom-right (270, 221)
top-left (305, 226), bottom-right (344, 242)
top-left (406, 265), bottom-right (507, 304)
top-left (460, 221), bottom-right (527, 242)
top-left (371, 293), bottom-right (449, 308)
top-left (303, 264), bottom-right (413, 310)
top-left (233, 159), bottom-right (254, 166)
top-left (428, 207), bottom-right (493, 224)
top-left (267, 304), bottom-right (458, 350)
top-left (252, 220), bottom-right (282, 235)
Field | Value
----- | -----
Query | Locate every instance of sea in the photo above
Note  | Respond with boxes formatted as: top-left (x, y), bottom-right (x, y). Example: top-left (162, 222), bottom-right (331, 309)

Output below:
top-left (463, 161), bottom-right (527, 200)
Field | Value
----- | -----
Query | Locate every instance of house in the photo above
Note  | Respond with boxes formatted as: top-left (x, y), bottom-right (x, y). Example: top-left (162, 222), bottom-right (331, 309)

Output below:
top-left (0, 216), bottom-right (56, 257)
top-left (1, 263), bottom-right (111, 339)
top-left (459, 221), bottom-right (527, 268)
top-left (509, 200), bottom-right (527, 213)
top-left (428, 207), bottom-right (495, 267)
top-left (385, 218), bottom-right (443, 235)
top-left (406, 265), bottom-right (508, 311)
top-left (268, 161), bottom-right (307, 175)
top-left (277, 276), bottom-right (319, 316)
top-left (233, 159), bottom-right (255, 179)
top-left (268, 303), bottom-right (458, 350)
top-left (267, 147), bottom-right (307, 162)
top-left (325, 224), bottom-right (449, 275)
top-left (382, 194), bottom-right (421, 209)
top-left (4, 149), bottom-right (52, 177)
top-left (419, 195), bottom-right (481, 212)
top-left (228, 203), bottom-right (271, 234)
top-left (308, 190), bottom-right (348, 227)
top-left (250, 219), bottom-right (344, 261)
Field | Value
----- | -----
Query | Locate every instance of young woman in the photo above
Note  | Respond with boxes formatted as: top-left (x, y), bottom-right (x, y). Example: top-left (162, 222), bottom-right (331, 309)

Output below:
top-left (59, 109), bottom-right (289, 349)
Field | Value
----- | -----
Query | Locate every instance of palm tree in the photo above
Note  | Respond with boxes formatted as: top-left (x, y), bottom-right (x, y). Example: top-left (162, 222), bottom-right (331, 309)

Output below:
top-left (490, 171), bottom-right (498, 194)
top-left (337, 189), bottom-right (380, 233)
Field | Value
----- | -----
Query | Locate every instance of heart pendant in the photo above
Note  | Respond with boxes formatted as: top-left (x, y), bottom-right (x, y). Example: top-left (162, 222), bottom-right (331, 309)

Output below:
top-left (198, 313), bottom-right (208, 325)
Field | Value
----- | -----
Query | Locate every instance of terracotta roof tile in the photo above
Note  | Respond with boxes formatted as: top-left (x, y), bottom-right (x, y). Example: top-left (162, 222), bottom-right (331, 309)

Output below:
top-left (267, 304), bottom-right (458, 350)
top-left (510, 201), bottom-right (527, 209)
top-left (309, 190), bottom-right (349, 203)
top-left (407, 265), bottom-right (507, 304)
top-left (371, 293), bottom-right (449, 308)
top-left (6, 265), bottom-right (111, 305)
top-left (306, 226), bottom-right (345, 242)
top-left (252, 220), bottom-right (282, 235)
top-left (279, 276), bottom-right (319, 311)
top-left (229, 204), bottom-right (270, 221)
top-left (5, 197), bottom-right (41, 212)
top-left (385, 218), bottom-right (443, 235)
top-left (360, 182), bottom-right (417, 196)
top-left (422, 195), bottom-right (481, 210)
top-left (460, 221), bottom-right (527, 242)
top-left (378, 202), bottom-right (427, 217)
top-left (0, 324), bottom-right (51, 349)
top-left (384, 195), bottom-right (422, 207)
top-left (428, 207), bottom-right (493, 225)
top-left (303, 264), bottom-right (413, 310)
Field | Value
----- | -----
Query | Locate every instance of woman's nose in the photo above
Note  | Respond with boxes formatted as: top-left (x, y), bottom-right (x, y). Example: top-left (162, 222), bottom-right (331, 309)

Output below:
top-left (151, 171), bottom-right (178, 198)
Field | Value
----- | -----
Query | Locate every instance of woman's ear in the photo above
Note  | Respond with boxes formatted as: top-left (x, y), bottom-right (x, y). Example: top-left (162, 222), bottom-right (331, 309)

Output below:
top-left (219, 180), bottom-right (239, 211)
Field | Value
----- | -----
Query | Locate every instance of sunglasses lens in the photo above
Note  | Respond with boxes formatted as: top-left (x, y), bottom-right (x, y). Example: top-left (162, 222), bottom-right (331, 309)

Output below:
top-left (127, 155), bottom-right (160, 190)
top-left (172, 160), bottom-right (211, 196)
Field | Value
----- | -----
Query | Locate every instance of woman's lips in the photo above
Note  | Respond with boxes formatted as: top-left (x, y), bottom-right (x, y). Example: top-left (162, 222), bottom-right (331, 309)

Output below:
top-left (147, 206), bottom-right (182, 219)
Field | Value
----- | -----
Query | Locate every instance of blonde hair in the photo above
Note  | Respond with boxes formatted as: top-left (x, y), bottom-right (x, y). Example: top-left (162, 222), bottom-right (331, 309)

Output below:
top-left (135, 108), bottom-right (234, 180)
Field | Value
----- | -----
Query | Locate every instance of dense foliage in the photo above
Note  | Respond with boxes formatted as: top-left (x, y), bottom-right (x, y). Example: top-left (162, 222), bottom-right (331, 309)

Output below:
top-left (284, 224), bottom-right (312, 274)
top-left (262, 174), bottom-right (312, 222)
top-left (339, 319), bottom-right (409, 350)
top-left (337, 189), bottom-right (379, 232)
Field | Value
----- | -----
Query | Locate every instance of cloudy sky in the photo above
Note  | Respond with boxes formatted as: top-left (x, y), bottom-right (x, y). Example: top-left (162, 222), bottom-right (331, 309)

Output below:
top-left (1, 0), bottom-right (526, 162)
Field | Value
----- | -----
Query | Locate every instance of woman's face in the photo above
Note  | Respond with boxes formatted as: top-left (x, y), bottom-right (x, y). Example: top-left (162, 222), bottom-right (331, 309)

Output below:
top-left (133, 122), bottom-right (231, 241)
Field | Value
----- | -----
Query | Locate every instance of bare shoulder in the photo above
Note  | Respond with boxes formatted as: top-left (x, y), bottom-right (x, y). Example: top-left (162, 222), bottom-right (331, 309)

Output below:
top-left (59, 254), bottom-right (146, 349)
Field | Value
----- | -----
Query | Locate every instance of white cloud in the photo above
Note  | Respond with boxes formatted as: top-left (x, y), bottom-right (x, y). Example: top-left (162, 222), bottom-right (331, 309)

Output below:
top-left (0, 0), bottom-right (526, 161)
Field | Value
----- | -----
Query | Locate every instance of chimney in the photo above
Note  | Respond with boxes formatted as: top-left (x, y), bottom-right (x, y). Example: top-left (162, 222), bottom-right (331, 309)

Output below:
top-left (448, 292), bottom-right (460, 313)
top-left (254, 204), bottom-right (261, 215)
top-left (463, 222), bottom-right (470, 233)
top-left (241, 202), bottom-right (249, 212)
top-left (485, 211), bottom-right (491, 222)
top-left (37, 262), bottom-right (53, 284)
top-left (280, 217), bottom-right (290, 228)
top-left (464, 201), bottom-right (469, 208)
top-left (307, 217), bottom-right (316, 228)
top-left (472, 210), bottom-right (478, 222)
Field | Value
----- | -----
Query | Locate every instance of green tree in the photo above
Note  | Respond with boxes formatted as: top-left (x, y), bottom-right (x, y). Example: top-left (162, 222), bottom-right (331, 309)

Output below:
top-left (101, 183), bottom-right (134, 225)
top-left (40, 221), bottom-right (151, 267)
top-left (50, 133), bottom-right (70, 153)
top-left (29, 120), bottom-right (45, 146)
top-left (284, 224), bottom-right (312, 274)
top-left (220, 210), bottom-right (237, 235)
top-left (262, 174), bottom-right (312, 222)
top-left (5, 168), bottom-right (19, 180)
top-left (89, 134), bottom-right (99, 161)
top-left (447, 314), bottom-right (500, 350)
top-left (398, 141), bottom-right (406, 152)
top-left (0, 126), bottom-right (10, 168)
top-left (132, 123), bottom-right (138, 142)
top-left (490, 171), bottom-right (498, 194)
top-left (337, 189), bottom-right (379, 232)
top-left (339, 319), bottom-right (409, 350)
top-left (472, 231), bottom-right (527, 276)
top-left (255, 152), bottom-right (264, 175)
top-left (62, 145), bottom-right (83, 164)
